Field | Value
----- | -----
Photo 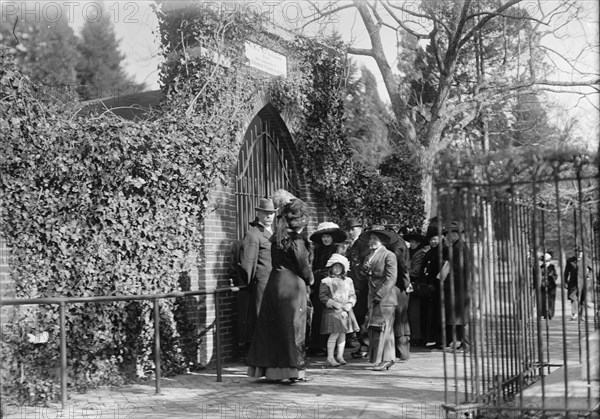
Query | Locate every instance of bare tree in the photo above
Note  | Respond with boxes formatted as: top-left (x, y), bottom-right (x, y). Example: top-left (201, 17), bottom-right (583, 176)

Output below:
top-left (302, 0), bottom-right (599, 219)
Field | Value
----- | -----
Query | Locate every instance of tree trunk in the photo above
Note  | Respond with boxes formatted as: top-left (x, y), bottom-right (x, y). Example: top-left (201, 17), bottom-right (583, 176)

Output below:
top-left (420, 149), bottom-right (437, 224)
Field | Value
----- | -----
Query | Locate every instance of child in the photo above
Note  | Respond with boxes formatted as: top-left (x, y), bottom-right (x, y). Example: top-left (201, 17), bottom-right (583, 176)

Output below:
top-left (319, 253), bottom-right (360, 367)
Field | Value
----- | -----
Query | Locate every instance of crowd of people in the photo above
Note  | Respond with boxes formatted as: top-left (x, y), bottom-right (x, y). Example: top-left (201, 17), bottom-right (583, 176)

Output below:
top-left (232, 191), bottom-right (590, 384)
top-left (539, 246), bottom-right (592, 321)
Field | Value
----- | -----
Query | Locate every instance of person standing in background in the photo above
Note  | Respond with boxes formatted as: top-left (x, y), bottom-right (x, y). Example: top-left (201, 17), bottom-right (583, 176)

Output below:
top-left (307, 222), bottom-right (347, 356)
top-left (344, 218), bottom-right (371, 359)
top-left (246, 199), bottom-right (314, 383)
top-left (239, 198), bottom-right (276, 343)
top-left (539, 252), bottom-right (557, 320)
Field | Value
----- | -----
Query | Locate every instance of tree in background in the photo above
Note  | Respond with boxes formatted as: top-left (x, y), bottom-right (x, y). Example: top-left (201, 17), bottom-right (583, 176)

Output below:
top-left (343, 65), bottom-right (392, 168)
top-left (303, 0), bottom-right (599, 220)
top-left (0, 12), bottom-right (80, 99)
top-left (76, 4), bottom-right (144, 100)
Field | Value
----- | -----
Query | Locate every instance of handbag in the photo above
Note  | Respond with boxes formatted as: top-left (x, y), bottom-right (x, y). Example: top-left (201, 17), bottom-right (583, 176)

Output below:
top-left (413, 282), bottom-right (434, 298)
top-left (366, 303), bottom-right (385, 332)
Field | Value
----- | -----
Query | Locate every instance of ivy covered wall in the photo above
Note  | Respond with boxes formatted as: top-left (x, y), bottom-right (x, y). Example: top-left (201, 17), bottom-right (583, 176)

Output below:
top-left (1, 4), bottom-right (423, 405)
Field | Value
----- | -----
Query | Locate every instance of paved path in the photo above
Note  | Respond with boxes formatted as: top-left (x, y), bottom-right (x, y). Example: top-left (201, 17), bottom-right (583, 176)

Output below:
top-left (4, 347), bottom-right (450, 419)
top-left (4, 305), bottom-right (597, 419)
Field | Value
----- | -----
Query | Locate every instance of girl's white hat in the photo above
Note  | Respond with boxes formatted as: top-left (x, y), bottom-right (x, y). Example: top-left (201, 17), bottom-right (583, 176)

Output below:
top-left (325, 253), bottom-right (350, 273)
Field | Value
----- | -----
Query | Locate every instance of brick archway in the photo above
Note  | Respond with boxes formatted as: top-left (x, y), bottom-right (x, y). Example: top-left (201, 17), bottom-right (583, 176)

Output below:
top-left (195, 99), bottom-right (324, 365)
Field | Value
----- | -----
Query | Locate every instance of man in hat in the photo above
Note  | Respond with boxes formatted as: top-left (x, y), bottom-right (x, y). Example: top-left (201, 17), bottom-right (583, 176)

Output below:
top-left (421, 220), bottom-right (445, 348)
top-left (380, 215), bottom-right (411, 360)
top-left (440, 221), bottom-right (471, 351)
top-left (239, 198), bottom-right (276, 345)
top-left (405, 227), bottom-right (427, 346)
top-left (344, 218), bottom-right (371, 358)
top-left (564, 246), bottom-right (589, 320)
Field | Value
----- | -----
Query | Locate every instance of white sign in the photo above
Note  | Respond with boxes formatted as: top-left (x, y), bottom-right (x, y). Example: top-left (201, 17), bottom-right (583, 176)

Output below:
top-left (244, 41), bottom-right (287, 77)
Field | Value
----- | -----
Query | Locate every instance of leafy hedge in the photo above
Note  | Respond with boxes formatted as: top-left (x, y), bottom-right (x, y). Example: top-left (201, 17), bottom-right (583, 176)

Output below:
top-left (1, 7), bottom-right (424, 405)
top-left (0, 7), bottom-right (255, 401)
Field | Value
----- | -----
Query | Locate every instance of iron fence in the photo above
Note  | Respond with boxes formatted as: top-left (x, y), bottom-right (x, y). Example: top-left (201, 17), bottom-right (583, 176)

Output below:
top-left (0, 286), bottom-right (245, 408)
top-left (435, 153), bottom-right (599, 417)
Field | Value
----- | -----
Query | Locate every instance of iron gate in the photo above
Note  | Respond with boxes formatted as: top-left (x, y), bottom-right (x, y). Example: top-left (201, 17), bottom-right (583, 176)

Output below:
top-left (235, 105), bottom-right (299, 239)
top-left (434, 152), bottom-right (599, 417)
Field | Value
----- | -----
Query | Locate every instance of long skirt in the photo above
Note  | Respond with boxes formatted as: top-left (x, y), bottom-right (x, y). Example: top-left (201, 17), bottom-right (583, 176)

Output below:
top-left (368, 304), bottom-right (396, 364)
top-left (408, 294), bottom-right (422, 342)
top-left (246, 266), bottom-right (308, 380)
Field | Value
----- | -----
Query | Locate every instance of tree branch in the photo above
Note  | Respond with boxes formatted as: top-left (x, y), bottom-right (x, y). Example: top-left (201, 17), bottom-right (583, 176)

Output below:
top-left (458, 0), bottom-right (524, 50)
top-left (346, 47), bottom-right (375, 57)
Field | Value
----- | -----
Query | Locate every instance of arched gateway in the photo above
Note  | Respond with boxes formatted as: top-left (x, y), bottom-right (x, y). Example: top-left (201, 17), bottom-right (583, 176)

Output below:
top-left (234, 104), bottom-right (300, 240)
top-left (0, 4), bottom-right (330, 370)
top-left (196, 95), bottom-right (323, 365)
top-left (72, 93), bottom-right (322, 365)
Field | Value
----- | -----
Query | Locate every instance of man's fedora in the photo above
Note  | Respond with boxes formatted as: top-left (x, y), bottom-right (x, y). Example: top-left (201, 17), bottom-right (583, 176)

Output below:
top-left (255, 198), bottom-right (276, 212)
top-left (345, 218), bottom-right (363, 229)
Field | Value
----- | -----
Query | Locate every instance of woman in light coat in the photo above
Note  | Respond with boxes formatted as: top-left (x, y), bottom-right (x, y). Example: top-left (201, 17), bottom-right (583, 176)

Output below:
top-left (358, 226), bottom-right (398, 371)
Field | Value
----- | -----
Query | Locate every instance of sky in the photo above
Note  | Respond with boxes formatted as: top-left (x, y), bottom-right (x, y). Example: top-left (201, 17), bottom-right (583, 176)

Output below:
top-left (3, 0), bottom-right (596, 148)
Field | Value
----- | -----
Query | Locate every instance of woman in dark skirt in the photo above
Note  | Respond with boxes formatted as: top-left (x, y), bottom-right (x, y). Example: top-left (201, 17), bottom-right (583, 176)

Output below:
top-left (307, 222), bottom-right (347, 355)
top-left (246, 199), bottom-right (314, 383)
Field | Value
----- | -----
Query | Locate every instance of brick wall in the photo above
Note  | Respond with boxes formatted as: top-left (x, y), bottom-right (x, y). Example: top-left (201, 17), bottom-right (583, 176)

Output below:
top-left (0, 35), bottom-right (334, 369)
top-left (193, 87), bottom-right (332, 366)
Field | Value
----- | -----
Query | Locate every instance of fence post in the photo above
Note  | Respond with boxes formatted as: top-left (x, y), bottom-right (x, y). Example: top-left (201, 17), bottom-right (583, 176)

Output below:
top-left (59, 301), bottom-right (67, 408)
top-left (154, 298), bottom-right (161, 394)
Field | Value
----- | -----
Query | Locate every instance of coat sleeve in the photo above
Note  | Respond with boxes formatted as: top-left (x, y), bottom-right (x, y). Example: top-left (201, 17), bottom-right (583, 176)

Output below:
top-left (292, 237), bottom-right (315, 286)
top-left (240, 231), bottom-right (259, 285)
top-left (409, 249), bottom-right (426, 282)
top-left (347, 279), bottom-right (357, 306)
top-left (319, 279), bottom-right (334, 307)
top-left (564, 259), bottom-right (574, 288)
top-left (374, 252), bottom-right (397, 302)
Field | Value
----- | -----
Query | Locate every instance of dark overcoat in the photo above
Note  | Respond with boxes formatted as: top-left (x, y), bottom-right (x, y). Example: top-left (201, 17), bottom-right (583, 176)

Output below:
top-left (444, 239), bottom-right (470, 326)
top-left (246, 231), bottom-right (314, 371)
top-left (240, 223), bottom-right (272, 341)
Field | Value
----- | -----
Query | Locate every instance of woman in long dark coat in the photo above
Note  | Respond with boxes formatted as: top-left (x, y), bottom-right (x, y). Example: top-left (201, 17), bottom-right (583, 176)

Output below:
top-left (246, 199), bottom-right (314, 383)
top-left (420, 223), bottom-right (445, 348)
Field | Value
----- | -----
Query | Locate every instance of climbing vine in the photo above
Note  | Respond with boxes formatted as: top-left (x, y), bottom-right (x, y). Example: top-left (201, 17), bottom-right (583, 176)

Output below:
top-left (0, 5), bottom-right (423, 406)
top-left (269, 38), bottom-right (424, 226)
top-left (0, 7), bottom-right (261, 405)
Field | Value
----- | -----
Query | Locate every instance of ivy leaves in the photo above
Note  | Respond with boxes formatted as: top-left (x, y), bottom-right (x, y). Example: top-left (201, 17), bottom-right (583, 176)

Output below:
top-left (272, 38), bottom-right (425, 227)
top-left (1, 24), bottom-right (253, 401)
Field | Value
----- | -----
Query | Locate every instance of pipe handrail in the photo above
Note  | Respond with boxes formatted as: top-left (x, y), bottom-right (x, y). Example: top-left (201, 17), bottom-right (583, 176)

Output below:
top-left (0, 284), bottom-right (248, 407)
top-left (0, 286), bottom-right (247, 306)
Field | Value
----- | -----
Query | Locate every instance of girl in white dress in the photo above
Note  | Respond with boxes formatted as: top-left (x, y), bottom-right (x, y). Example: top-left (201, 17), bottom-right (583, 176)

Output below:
top-left (319, 254), bottom-right (360, 367)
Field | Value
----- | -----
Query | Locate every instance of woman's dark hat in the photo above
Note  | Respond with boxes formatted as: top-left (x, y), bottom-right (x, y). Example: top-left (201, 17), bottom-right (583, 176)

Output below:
top-left (310, 222), bottom-right (348, 244)
top-left (358, 225), bottom-right (399, 245)
top-left (424, 223), bottom-right (446, 241)
top-left (282, 199), bottom-right (309, 228)
top-left (404, 228), bottom-right (425, 243)
top-left (255, 198), bottom-right (276, 213)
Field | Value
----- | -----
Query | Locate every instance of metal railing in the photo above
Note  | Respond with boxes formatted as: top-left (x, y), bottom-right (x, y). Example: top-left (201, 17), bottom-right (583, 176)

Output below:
top-left (435, 158), bottom-right (599, 417)
top-left (0, 285), bottom-right (246, 407)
